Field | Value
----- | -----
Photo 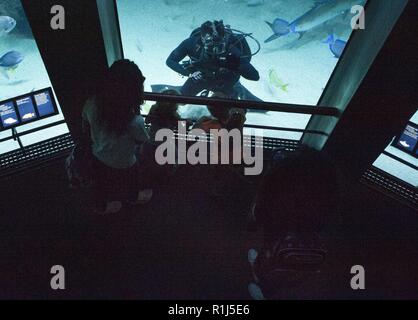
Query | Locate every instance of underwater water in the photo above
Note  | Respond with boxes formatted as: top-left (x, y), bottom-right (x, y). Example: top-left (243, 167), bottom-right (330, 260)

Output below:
top-left (116, 0), bottom-right (364, 138)
top-left (0, 0), bottom-right (68, 154)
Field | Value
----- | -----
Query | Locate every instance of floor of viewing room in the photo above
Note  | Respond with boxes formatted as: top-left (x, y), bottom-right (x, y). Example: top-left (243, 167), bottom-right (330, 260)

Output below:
top-left (1, 155), bottom-right (418, 299)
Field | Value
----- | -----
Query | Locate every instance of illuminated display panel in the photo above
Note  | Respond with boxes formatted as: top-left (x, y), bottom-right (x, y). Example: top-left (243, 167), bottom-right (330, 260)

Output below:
top-left (374, 111), bottom-right (418, 187)
top-left (0, 88), bottom-right (59, 132)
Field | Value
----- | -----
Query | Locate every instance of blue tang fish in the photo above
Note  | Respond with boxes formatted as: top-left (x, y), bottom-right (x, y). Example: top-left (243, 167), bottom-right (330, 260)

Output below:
top-left (0, 51), bottom-right (25, 68)
top-left (0, 16), bottom-right (17, 36)
top-left (323, 34), bottom-right (346, 58)
top-left (0, 51), bottom-right (24, 79)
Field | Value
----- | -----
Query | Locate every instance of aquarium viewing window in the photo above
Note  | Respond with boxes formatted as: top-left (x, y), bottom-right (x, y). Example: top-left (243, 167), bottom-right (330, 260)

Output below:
top-left (0, 0), bottom-right (68, 155)
top-left (115, 0), bottom-right (367, 139)
top-left (115, 0), bottom-right (365, 106)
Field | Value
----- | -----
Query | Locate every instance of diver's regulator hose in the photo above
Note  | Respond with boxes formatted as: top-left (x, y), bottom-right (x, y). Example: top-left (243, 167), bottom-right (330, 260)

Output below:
top-left (228, 28), bottom-right (261, 58)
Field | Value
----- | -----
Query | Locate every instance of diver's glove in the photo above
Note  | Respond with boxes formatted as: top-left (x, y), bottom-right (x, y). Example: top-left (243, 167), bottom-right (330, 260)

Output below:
top-left (190, 71), bottom-right (203, 81)
top-left (220, 53), bottom-right (240, 71)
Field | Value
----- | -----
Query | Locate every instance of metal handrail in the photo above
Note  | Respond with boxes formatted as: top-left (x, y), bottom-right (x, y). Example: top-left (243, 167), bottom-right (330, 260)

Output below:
top-left (0, 113), bottom-right (328, 146)
top-left (144, 93), bottom-right (341, 116)
top-left (0, 120), bottom-right (67, 144)
top-left (382, 151), bottom-right (418, 171)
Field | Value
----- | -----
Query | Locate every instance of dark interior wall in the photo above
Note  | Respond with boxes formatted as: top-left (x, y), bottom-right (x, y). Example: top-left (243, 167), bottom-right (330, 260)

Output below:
top-left (322, 0), bottom-right (418, 182)
top-left (21, 0), bottom-right (109, 140)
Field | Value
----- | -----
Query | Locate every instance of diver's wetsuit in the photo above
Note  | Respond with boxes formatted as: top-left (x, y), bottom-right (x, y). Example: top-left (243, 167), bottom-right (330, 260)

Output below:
top-left (166, 36), bottom-right (260, 97)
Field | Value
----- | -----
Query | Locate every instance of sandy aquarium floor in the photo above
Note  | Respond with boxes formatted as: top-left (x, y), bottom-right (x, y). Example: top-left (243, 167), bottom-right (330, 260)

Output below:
top-left (116, 0), bottom-right (352, 138)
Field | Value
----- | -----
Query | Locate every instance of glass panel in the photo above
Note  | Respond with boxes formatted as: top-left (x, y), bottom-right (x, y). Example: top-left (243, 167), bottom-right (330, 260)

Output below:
top-left (116, 0), bottom-right (366, 105)
top-left (0, 0), bottom-right (68, 152)
top-left (411, 112), bottom-right (418, 125)
top-left (373, 154), bottom-right (418, 188)
top-left (0, 140), bottom-right (19, 154)
top-left (18, 123), bottom-right (69, 147)
top-left (0, 133), bottom-right (19, 154)
top-left (116, 0), bottom-right (366, 140)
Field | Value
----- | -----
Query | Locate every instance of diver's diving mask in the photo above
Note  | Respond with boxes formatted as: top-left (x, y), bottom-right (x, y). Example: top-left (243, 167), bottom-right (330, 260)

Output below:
top-left (201, 21), bottom-right (227, 57)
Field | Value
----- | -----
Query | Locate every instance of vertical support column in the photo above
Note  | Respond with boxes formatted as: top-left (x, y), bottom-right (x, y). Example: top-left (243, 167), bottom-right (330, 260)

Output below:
top-left (302, 0), bottom-right (410, 152)
top-left (97, 0), bottom-right (124, 66)
top-left (321, 0), bottom-right (417, 182)
top-left (21, 0), bottom-right (109, 142)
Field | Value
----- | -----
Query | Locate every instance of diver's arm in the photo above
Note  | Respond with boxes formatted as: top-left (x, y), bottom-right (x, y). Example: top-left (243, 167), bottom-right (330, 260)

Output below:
top-left (224, 49), bottom-right (260, 81)
top-left (239, 61), bottom-right (260, 81)
top-left (166, 39), bottom-right (192, 77)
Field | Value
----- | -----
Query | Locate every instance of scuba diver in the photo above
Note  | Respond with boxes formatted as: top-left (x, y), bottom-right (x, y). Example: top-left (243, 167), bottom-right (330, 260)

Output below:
top-left (165, 20), bottom-right (261, 99)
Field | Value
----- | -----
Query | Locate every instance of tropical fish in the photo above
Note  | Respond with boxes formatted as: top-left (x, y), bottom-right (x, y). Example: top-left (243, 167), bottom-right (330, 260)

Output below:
top-left (0, 16), bottom-right (16, 36)
top-left (264, 0), bottom-right (365, 43)
top-left (0, 51), bottom-right (24, 79)
top-left (323, 34), bottom-right (347, 58)
top-left (268, 69), bottom-right (289, 92)
top-left (22, 113), bottom-right (36, 120)
top-left (3, 117), bottom-right (18, 125)
top-left (0, 51), bottom-right (24, 68)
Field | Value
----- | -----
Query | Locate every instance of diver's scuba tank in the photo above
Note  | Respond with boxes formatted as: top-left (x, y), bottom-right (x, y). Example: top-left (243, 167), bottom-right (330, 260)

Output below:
top-left (188, 21), bottom-right (259, 64)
